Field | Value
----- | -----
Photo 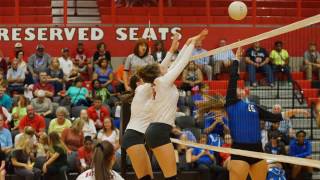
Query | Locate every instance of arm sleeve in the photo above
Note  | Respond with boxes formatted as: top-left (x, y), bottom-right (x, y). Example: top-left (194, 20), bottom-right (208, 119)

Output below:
top-left (168, 45), bottom-right (188, 71)
top-left (160, 52), bottom-right (173, 69)
top-left (161, 44), bottom-right (194, 85)
top-left (256, 105), bottom-right (283, 122)
top-left (225, 60), bottom-right (240, 106)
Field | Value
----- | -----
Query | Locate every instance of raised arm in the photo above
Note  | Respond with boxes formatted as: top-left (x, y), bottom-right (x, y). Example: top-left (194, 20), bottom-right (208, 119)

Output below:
top-left (256, 105), bottom-right (283, 122)
top-left (225, 60), bottom-right (240, 106)
top-left (160, 34), bottom-right (179, 70)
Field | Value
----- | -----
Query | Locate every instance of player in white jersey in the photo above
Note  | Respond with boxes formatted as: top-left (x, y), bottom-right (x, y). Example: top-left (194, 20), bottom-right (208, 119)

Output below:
top-left (76, 141), bottom-right (124, 180)
top-left (137, 29), bottom-right (208, 180)
top-left (121, 35), bottom-right (180, 180)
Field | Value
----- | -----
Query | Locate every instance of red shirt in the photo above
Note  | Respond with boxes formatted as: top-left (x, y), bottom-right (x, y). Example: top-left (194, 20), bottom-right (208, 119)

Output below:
top-left (78, 146), bottom-right (93, 165)
top-left (33, 82), bottom-right (55, 95)
top-left (87, 106), bottom-right (110, 125)
top-left (18, 114), bottom-right (45, 133)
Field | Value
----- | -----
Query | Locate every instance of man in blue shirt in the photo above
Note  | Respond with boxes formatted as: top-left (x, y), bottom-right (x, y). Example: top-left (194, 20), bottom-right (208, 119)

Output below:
top-left (7, 59), bottom-right (25, 95)
top-left (245, 42), bottom-right (274, 87)
top-left (192, 41), bottom-right (212, 80)
top-left (0, 86), bottom-right (12, 110)
top-left (289, 130), bottom-right (313, 179)
top-left (0, 114), bottom-right (12, 154)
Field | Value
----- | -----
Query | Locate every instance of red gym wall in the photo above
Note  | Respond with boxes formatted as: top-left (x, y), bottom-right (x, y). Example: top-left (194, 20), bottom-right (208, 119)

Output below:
top-left (0, 25), bottom-right (319, 57)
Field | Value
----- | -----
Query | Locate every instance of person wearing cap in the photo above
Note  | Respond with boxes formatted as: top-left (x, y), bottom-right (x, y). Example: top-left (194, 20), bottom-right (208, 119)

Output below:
top-left (27, 44), bottom-right (51, 81)
top-left (58, 48), bottom-right (74, 78)
top-left (18, 105), bottom-right (46, 136)
top-left (14, 42), bottom-right (23, 54)
top-left (7, 59), bottom-right (25, 95)
top-left (30, 90), bottom-right (53, 118)
top-left (289, 130), bottom-right (313, 179)
top-left (77, 136), bottom-right (94, 172)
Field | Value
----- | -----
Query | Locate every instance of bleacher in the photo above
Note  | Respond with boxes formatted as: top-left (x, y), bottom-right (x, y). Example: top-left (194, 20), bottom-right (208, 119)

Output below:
top-left (0, 0), bottom-right (52, 24)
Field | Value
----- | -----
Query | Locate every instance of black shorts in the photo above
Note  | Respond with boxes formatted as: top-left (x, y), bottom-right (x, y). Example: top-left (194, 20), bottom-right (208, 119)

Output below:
top-left (145, 122), bottom-right (173, 149)
top-left (231, 142), bottom-right (264, 165)
top-left (122, 129), bottom-right (145, 150)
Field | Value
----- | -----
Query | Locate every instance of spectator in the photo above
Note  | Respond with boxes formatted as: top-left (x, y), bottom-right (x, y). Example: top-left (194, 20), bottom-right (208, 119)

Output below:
top-left (90, 79), bottom-right (111, 104)
top-left (0, 70), bottom-right (8, 88)
top-left (15, 50), bottom-right (27, 74)
top-left (43, 132), bottom-right (68, 177)
top-left (192, 41), bottom-right (212, 80)
top-left (0, 104), bottom-right (11, 129)
top-left (114, 60), bottom-right (125, 93)
top-left (219, 133), bottom-right (232, 168)
top-left (264, 132), bottom-right (286, 155)
top-left (97, 118), bottom-right (120, 150)
top-left (47, 58), bottom-right (64, 94)
top-left (303, 42), bottom-right (320, 80)
top-left (0, 50), bottom-right (8, 75)
top-left (180, 61), bottom-right (203, 92)
top-left (11, 135), bottom-right (41, 180)
top-left (65, 66), bottom-right (81, 88)
top-left (289, 130), bottom-right (313, 180)
top-left (92, 57), bottom-right (114, 93)
top-left (11, 95), bottom-right (28, 131)
top-left (191, 134), bottom-right (216, 180)
top-left (61, 119), bottom-right (84, 172)
top-left (0, 142), bottom-right (5, 180)
top-left (77, 136), bottom-right (94, 172)
top-left (27, 44), bottom-right (51, 81)
top-left (175, 133), bottom-right (193, 171)
top-left (14, 126), bottom-right (37, 149)
top-left (0, 86), bottom-right (12, 110)
top-left (245, 42), bottom-right (274, 87)
top-left (67, 77), bottom-right (90, 107)
top-left (78, 109), bottom-right (96, 139)
top-left (35, 132), bottom-right (49, 163)
top-left (123, 38), bottom-right (154, 91)
top-left (0, 115), bottom-right (13, 154)
top-left (269, 41), bottom-right (292, 83)
top-left (58, 48), bottom-right (74, 78)
top-left (33, 71), bottom-right (55, 98)
top-left (267, 122), bottom-right (287, 145)
top-left (7, 59), bottom-right (25, 95)
top-left (12, 42), bottom-right (23, 59)
top-left (152, 40), bottom-right (167, 63)
top-left (31, 90), bottom-right (53, 119)
top-left (48, 107), bottom-right (72, 136)
top-left (93, 42), bottom-right (111, 67)
top-left (211, 39), bottom-right (236, 79)
top-left (87, 96), bottom-right (110, 129)
top-left (73, 42), bottom-right (92, 81)
top-left (18, 105), bottom-right (45, 136)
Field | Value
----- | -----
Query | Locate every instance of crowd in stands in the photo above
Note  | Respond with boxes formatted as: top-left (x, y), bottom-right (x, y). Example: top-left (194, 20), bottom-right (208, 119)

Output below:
top-left (0, 38), bottom-right (317, 180)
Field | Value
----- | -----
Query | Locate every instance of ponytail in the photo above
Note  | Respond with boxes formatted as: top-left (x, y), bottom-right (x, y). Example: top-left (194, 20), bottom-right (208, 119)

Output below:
top-left (93, 141), bottom-right (115, 180)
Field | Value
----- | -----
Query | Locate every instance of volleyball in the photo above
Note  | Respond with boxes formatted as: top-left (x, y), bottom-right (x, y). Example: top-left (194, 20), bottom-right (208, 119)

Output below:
top-left (228, 1), bottom-right (248, 20)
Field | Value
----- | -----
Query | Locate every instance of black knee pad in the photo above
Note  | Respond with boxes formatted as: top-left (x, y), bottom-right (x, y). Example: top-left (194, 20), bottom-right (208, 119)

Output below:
top-left (140, 175), bottom-right (152, 180)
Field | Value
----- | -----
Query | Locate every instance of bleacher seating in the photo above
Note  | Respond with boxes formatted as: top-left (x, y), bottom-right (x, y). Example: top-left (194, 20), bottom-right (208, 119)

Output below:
top-left (0, 0), bottom-right (52, 24)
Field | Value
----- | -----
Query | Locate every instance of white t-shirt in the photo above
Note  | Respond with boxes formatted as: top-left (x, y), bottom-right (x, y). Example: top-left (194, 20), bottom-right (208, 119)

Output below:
top-left (97, 130), bottom-right (119, 147)
top-left (58, 57), bottom-right (73, 77)
top-left (82, 119), bottom-right (97, 139)
top-left (125, 83), bottom-right (153, 134)
top-left (76, 169), bottom-right (124, 180)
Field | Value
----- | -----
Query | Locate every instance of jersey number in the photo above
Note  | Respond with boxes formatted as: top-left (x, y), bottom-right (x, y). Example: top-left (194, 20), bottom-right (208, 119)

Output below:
top-left (248, 104), bottom-right (256, 112)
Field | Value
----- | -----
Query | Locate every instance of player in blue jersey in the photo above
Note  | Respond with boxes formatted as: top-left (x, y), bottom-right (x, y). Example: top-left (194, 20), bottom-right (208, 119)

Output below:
top-left (197, 51), bottom-right (286, 180)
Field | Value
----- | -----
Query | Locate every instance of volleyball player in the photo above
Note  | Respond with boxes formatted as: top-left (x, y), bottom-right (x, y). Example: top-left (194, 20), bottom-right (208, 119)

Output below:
top-left (121, 35), bottom-right (180, 180)
top-left (138, 29), bottom-right (208, 180)
top-left (76, 141), bottom-right (124, 180)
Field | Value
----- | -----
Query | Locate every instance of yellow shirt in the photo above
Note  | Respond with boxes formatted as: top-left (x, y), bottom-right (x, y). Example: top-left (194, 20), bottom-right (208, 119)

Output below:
top-left (48, 118), bottom-right (72, 136)
top-left (270, 49), bottom-right (289, 65)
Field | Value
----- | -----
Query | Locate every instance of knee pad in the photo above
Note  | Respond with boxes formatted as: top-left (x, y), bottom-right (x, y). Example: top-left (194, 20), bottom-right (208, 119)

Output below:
top-left (139, 175), bottom-right (152, 180)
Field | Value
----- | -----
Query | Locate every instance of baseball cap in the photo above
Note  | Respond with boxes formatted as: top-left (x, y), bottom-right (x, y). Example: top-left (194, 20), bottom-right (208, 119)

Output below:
top-left (36, 44), bottom-right (45, 50)
top-left (14, 42), bottom-right (23, 48)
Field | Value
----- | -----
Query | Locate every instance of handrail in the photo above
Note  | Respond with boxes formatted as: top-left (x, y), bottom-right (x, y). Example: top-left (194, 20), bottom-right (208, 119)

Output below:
top-left (291, 80), bottom-right (305, 108)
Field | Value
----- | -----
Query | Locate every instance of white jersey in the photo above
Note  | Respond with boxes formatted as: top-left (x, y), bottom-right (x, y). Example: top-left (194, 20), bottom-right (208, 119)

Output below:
top-left (149, 44), bottom-right (194, 126)
top-left (125, 83), bottom-right (153, 134)
top-left (76, 169), bottom-right (124, 180)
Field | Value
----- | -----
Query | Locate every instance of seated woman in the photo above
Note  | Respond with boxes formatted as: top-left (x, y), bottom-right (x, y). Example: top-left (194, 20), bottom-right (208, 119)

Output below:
top-left (61, 119), bottom-right (84, 172)
top-left (11, 135), bottom-right (41, 180)
top-left (97, 117), bottom-right (120, 150)
top-left (180, 61), bottom-right (203, 92)
top-left (48, 107), bottom-right (72, 136)
top-left (47, 58), bottom-right (64, 95)
top-left (67, 77), bottom-right (90, 107)
top-left (89, 80), bottom-right (111, 104)
top-left (43, 132), bottom-right (68, 179)
top-left (11, 95), bottom-right (28, 131)
top-left (93, 57), bottom-right (114, 93)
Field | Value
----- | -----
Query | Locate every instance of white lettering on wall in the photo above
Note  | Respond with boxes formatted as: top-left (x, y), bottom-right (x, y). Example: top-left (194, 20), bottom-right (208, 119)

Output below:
top-left (116, 27), bottom-right (182, 41)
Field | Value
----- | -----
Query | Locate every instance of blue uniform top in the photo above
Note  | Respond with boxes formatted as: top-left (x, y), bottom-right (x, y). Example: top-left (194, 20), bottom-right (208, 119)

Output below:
top-left (226, 61), bottom-right (283, 144)
top-left (289, 139), bottom-right (312, 158)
